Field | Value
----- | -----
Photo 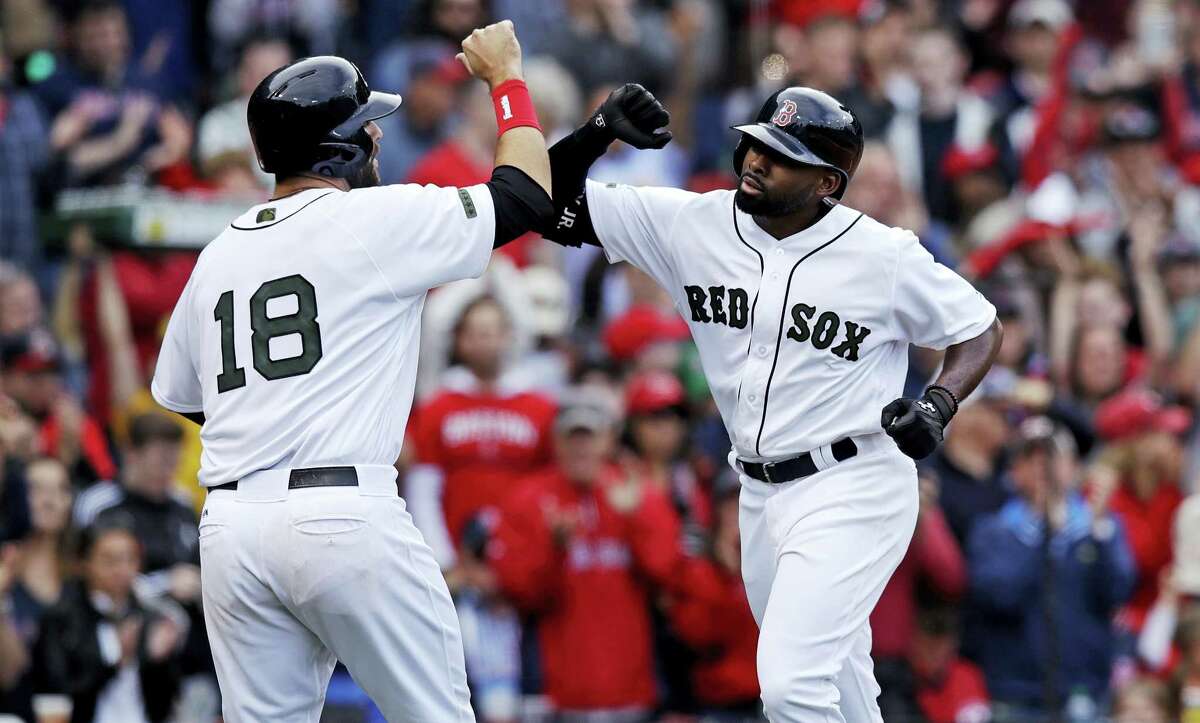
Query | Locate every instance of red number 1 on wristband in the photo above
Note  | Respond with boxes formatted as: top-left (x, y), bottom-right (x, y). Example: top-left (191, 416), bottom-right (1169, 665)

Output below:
top-left (500, 95), bottom-right (513, 121)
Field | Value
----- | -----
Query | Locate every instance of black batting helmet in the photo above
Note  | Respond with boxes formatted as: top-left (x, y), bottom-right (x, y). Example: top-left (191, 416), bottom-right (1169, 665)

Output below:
top-left (731, 87), bottom-right (864, 200)
top-left (248, 56), bottom-right (402, 179)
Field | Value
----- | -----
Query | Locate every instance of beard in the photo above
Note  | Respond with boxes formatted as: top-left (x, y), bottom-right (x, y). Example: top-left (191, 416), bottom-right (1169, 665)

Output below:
top-left (734, 183), bottom-right (817, 217)
top-left (347, 158), bottom-right (381, 189)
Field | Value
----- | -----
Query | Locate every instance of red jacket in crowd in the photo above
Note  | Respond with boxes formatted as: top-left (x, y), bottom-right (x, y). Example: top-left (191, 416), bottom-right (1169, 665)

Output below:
top-left (915, 660), bottom-right (991, 723)
top-left (487, 465), bottom-right (682, 711)
top-left (666, 557), bottom-right (760, 708)
top-left (871, 505), bottom-right (967, 658)
top-left (39, 412), bottom-right (116, 481)
top-left (80, 251), bottom-right (196, 422)
top-left (412, 381), bottom-right (556, 544)
top-left (1110, 481), bottom-right (1184, 630)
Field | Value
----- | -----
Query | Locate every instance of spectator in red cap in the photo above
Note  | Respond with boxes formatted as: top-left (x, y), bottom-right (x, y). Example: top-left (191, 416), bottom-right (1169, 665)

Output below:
top-left (941, 142), bottom-right (1011, 230)
top-left (1092, 389), bottom-right (1191, 631)
top-left (602, 304), bottom-right (691, 369)
top-left (622, 370), bottom-right (707, 526)
top-left (487, 387), bottom-right (682, 717)
top-left (665, 469), bottom-right (760, 719)
top-left (0, 331), bottom-right (115, 486)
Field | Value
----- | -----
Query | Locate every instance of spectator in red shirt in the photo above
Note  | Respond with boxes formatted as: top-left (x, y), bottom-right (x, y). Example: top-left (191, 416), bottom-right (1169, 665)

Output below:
top-left (55, 231), bottom-right (196, 426)
top-left (407, 295), bottom-right (557, 569)
top-left (1093, 390), bottom-right (1191, 631)
top-left (665, 470), bottom-right (760, 719)
top-left (0, 331), bottom-right (115, 486)
top-left (487, 388), bottom-right (683, 717)
top-left (873, 470), bottom-right (968, 721)
top-left (909, 609), bottom-right (991, 723)
top-left (407, 295), bottom-right (556, 722)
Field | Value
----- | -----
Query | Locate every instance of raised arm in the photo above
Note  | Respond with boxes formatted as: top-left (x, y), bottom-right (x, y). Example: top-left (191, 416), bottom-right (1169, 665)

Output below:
top-left (457, 21), bottom-right (554, 247)
top-left (544, 84), bottom-right (673, 248)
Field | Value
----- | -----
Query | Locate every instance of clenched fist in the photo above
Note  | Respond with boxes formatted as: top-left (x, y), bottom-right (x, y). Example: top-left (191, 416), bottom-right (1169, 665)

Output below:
top-left (458, 20), bottom-right (523, 88)
top-left (882, 386), bottom-right (957, 460)
top-left (589, 83), bottom-right (673, 150)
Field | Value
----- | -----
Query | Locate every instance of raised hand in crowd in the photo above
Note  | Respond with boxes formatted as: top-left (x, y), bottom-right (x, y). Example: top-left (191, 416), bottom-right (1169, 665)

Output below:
top-left (1086, 462), bottom-right (1121, 521)
top-left (167, 563), bottom-right (202, 604)
top-left (0, 395), bottom-right (37, 463)
top-left (144, 616), bottom-right (182, 663)
top-left (118, 615), bottom-right (143, 666)
top-left (541, 498), bottom-right (580, 548)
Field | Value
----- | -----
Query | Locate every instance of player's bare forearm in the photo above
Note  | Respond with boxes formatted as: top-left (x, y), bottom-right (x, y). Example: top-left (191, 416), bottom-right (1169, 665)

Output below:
top-left (883, 318), bottom-right (1003, 460)
top-left (459, 21), bottom-right (551, 196)
top-left (931, 318), bottom-right (1004, 402)
top-left (495, 125), bottom-right (550, 197)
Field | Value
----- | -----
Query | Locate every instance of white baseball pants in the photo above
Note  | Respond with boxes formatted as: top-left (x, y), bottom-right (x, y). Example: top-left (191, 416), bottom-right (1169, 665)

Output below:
top-left (735, 434), bottom-right (918, 723)
top-left (197, 465), bottom-right (475, 723)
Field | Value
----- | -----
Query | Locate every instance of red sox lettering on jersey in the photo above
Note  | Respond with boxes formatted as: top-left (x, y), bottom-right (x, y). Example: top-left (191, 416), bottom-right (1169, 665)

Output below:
top-left (582, 180), bottom-right (995, 460)
top-left (684, 286), bottom-right (872, 362)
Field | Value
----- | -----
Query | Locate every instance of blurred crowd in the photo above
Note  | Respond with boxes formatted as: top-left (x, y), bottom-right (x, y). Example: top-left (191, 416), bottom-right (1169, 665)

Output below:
top-left (1, 0), bottom-right (1200, 722)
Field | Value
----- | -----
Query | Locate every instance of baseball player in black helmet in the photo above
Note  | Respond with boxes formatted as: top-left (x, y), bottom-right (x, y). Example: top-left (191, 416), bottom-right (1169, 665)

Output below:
top-left (155, 21), bottom-right (556, 722)
top-left (543, 85), bottom-right (1002, 722)
top-left (248, 55), bottom-right (402, 188)
top-left (730, 87), bottom-right (864, 207)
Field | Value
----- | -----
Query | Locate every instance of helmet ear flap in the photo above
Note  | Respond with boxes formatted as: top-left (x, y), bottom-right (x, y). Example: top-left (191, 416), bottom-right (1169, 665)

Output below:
top-left (311, 142), bottom-right (367, 178)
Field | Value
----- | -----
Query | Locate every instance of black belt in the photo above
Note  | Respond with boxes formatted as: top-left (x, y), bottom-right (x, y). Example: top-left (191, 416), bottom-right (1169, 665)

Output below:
top-left (210, 466), bottom-right (359, 493)
top-left (738, 438), bottom-right (858, 485)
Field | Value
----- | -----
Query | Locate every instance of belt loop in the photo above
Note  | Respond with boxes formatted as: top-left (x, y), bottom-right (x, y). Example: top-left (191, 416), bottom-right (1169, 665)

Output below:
top-left (811, 444), bottom-right (832, 473)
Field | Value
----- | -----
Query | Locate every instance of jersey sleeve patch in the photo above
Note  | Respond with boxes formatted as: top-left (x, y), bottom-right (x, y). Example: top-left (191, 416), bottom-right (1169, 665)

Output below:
top-left (458, 188), bottom-right (478, 219)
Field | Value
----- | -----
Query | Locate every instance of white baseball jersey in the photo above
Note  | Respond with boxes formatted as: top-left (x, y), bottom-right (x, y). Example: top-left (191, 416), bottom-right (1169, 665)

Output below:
top-left (585, 180), bottom-right (996, 461)
top-left (152, 183), bottom-right (496, 486)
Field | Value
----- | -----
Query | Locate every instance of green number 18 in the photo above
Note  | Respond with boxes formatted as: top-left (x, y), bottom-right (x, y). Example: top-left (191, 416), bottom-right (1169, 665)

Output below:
top-left (213, 274), bottom-right (323, 393)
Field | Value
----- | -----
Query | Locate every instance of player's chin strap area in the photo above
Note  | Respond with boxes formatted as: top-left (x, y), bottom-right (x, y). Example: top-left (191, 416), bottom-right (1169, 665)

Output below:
top-left (736, 433), bottom-right (890, 485)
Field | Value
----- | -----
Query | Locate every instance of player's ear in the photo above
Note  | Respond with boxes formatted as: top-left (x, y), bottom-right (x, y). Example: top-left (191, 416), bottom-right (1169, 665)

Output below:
top-left (820, 170), bottom-right (841, 197)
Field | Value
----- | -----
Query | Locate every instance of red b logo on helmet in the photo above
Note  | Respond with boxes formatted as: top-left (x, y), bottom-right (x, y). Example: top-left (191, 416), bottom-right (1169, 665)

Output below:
top-left (771, 100), bottom-right (798, 127)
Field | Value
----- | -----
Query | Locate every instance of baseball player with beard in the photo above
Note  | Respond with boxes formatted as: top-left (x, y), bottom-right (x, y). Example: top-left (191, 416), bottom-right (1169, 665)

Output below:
top-left (544, 84), bottom-right (1003, 722)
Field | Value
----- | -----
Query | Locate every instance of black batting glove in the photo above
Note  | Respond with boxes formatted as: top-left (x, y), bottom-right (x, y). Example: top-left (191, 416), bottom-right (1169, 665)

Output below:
top-left (881, 386), bottom-right (957, 460)
top-left (585, 83), bottom-right (673, 150)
